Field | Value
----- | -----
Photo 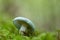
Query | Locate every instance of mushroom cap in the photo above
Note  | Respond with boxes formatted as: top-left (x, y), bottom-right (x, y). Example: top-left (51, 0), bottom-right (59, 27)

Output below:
top-left (13, 17), bottom-right (35, 32)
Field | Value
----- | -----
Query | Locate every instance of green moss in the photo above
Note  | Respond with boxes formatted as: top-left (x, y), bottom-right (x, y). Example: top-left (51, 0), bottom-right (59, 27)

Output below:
top-left (0, 15), bottom-right (56, 40)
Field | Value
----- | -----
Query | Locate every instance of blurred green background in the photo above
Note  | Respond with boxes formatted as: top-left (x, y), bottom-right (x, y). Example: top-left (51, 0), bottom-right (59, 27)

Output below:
top-left (0, 0), bottom-right (59, 40)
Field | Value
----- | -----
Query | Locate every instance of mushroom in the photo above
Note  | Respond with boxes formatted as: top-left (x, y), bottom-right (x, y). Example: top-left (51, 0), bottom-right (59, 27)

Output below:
top-left (13, 17), bottom-right (35, 36)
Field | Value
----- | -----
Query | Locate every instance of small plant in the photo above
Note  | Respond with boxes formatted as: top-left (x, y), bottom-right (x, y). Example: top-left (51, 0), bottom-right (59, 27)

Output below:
top-left (57, 30), bottom-right (60, 40)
